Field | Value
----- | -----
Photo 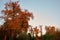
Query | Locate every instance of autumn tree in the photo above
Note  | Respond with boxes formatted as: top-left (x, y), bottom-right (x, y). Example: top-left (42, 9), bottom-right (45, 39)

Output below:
top-left (1, 1), bottom-right (33, 40)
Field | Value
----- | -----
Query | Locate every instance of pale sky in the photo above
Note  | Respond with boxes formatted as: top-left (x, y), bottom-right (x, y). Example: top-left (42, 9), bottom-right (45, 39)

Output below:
top-left (0, 0), bottom-right (60, 29)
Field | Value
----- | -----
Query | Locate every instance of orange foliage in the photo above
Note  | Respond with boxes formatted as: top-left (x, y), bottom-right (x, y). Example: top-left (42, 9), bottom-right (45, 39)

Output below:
top-left (2, 1), bottom-right (33, 33)
top-left (33, 27), bottom-right (39, 34)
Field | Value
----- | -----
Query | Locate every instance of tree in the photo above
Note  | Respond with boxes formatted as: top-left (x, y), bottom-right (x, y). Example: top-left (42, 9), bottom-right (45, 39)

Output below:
top-left (1, 1), bottom-right (34, 40)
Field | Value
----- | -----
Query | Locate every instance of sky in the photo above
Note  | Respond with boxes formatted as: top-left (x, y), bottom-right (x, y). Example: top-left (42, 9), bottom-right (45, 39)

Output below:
top-left (0, 0), bottom-right (60, 29)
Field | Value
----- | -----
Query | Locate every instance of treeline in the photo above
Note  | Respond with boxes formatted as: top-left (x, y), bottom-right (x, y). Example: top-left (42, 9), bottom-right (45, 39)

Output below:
top-left (0, 26), bottom-right (60, 40)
